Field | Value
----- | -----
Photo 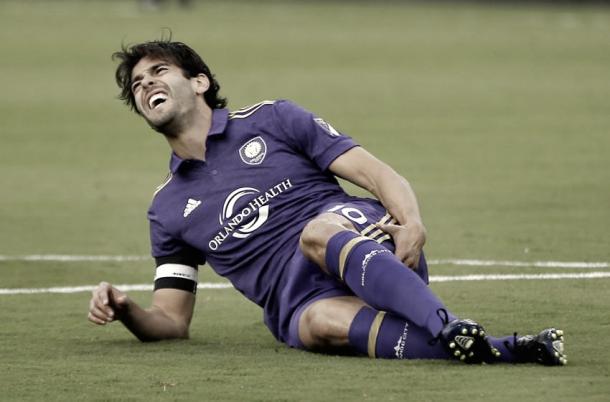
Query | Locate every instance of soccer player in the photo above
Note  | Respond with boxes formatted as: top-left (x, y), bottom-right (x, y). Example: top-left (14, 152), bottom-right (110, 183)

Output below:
top-left (87, 39), bottom-right (566, 365)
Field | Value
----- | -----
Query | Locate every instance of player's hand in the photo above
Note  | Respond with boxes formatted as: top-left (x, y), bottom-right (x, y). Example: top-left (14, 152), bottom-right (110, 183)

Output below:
top-left (376, 220), bottom-right (426, 270)
top-left (88, 281), bottom-right (130, 325)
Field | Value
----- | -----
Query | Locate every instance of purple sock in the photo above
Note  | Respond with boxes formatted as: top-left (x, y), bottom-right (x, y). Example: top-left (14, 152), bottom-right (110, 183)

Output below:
top-left (326, 231), bottom-right (455, 336)
top-left (348, 306), bottom-right (450, 359)
top-left (488, 335), bottom-right (519, 363)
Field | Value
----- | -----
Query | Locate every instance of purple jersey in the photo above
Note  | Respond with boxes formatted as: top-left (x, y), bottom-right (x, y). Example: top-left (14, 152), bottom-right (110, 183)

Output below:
top-left (148, 100), bottom-right (391, 340)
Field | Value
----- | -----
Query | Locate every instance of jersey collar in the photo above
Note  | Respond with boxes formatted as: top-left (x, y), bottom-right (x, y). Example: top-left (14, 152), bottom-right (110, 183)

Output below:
top-left (169, 108), bottom-right (229, 173)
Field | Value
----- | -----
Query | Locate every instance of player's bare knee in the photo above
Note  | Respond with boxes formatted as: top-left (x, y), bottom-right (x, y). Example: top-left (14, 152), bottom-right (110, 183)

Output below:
top-left (299, 297), bottom-right (363, 350)
top-left (300, 304), bottom-right (337, 348)
top-left (299, 213), bottom-right (356, 265)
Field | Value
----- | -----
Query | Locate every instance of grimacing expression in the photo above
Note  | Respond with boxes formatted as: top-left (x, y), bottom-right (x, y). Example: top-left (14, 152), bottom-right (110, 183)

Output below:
top-left (130, 56), bottom-right (209, 133)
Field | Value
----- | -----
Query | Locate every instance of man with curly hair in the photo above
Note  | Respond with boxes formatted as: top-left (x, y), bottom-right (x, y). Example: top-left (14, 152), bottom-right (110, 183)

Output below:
top-left (88, 39), bottom-right (566, 365)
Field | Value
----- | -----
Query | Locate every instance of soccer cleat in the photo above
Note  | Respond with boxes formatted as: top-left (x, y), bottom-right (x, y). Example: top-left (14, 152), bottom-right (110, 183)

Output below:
top-left (436, 315), bottom-right (499, 364)
top-left (507, 328), bottom-right (567, 366)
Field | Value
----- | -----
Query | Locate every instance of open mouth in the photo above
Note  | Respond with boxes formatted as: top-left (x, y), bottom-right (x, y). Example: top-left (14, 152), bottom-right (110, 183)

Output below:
top-left (148, 93), bottom-right (168, 109)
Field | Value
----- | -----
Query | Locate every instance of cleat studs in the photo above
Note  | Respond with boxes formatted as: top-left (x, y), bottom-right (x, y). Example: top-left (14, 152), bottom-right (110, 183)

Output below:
top-left (494, 350), bottom-right (501, 357)
top-left (472, 328), bottom-right (478, 335)
top-left (479, 330), bottom-right (485, 337)
top-left (460, 354), bottom-right (466, 361)
top-left (454, 350), bottom-right (461, 357)
top-left (469, 352), bottom-right (474, 357)
top-left (461, 328), bottom-right (468, 335)
top-left (449, 342), bottom-right (456, 349)
top-left (560, 358), bottom-right (567, 365)
top-left (556, 330), bottom-right (563, 336)
top-left (554, 352), bottom-right (559, 357)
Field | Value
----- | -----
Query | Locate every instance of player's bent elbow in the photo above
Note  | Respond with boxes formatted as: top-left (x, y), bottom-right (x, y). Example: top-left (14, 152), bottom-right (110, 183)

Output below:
top-left (174, 323), bottom-right (191, 340)
top-left (162, 320), bottom-right (191, 341)
top-left (128, 315), bottom-right (191, 342)
top-left (133, 326), bottom-right (190, 342)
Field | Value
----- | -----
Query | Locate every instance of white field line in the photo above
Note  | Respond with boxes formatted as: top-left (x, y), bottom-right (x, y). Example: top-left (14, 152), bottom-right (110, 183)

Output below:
top-left (430, 259), bottom-right (609, 269)
top-left (429, 272), bottom-right (610, 282)
top-left (0, 255), bottom-right (608, 269)
top-left (0, 255), bottom-right (149, 262)
top-left (1, 272), bottom-right (609, 295)
top-left (0, 282), bottom-right (233, 295)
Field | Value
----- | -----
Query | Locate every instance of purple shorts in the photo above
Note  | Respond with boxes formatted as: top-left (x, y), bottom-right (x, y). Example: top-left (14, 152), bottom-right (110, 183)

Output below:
top-left (274, 199), bottom-right (429, 349)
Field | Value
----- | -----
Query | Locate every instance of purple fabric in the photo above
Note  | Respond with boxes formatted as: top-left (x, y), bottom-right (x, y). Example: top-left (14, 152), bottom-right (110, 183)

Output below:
top-left (322, 200), bottom-right (430, 284)
top-left (147, 101), bottom-right (359, 340)
top-left (377, 312), bottom-right (450, 359)
top-left (326, 231), bottom-right (454, 337)
top-left (488, 335), bottom-right (518, 363)
top-left (146, 100), bottom-right (445, 346)
top-left (347, 306), bottom-right (378, 355)
top-left (348, 306), bottom-right (450, 359)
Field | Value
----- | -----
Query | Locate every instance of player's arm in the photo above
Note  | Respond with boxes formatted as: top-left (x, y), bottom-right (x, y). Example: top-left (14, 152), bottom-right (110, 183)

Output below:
top-left (88, 282), bottom-right (195, 342)
top-left (88, 253), bottom-right (199, 341)
top-left (328, 146), bottom-right (426, 269)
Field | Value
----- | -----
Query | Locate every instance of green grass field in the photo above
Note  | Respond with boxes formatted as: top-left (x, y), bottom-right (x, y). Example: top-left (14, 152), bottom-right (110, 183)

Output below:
top-left (1, 0), bottom-right (609, 400)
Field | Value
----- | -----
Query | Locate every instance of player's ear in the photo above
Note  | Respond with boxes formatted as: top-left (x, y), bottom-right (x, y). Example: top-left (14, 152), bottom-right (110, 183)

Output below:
top-left (192, 74), bottom-right (210, 95)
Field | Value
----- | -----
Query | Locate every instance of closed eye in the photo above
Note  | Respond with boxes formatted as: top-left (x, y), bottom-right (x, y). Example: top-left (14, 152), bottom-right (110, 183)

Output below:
top-left (155, 66), bottom-right (168, 74)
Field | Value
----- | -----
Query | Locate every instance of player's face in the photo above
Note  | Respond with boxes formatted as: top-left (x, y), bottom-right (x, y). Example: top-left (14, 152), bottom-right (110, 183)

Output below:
top-left (130, 56), bottom-right (206, 135)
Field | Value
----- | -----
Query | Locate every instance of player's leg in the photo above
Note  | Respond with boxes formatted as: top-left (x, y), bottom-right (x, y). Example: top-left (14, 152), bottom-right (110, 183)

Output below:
top-left (300, 213), bottom-right (500, 363)
top-left (297, 296), bottom-right (566, 364)
top-left (299, 213), bottom-right (567, 365)
top-left (297, 296), bottom-right (450, 359)
top-left (300, 213), bottom-right (454, 339)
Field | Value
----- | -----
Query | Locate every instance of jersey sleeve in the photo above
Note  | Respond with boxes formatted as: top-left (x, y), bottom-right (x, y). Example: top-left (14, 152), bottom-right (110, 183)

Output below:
top-left (149, 217), bottom-right (205, 294)
top-left (271, 100), bottom-right (359, 170)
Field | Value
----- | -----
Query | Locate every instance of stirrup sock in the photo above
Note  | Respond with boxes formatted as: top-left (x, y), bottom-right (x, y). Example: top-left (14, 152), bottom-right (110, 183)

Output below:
top-left (348, 306), bottom-right (450, 359)
top-left (326, 230), bottom-right (455, 336)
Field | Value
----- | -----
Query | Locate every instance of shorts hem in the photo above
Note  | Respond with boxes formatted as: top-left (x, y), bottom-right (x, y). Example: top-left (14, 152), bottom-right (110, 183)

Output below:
top-left (286, 288), bottom-right (353, 349)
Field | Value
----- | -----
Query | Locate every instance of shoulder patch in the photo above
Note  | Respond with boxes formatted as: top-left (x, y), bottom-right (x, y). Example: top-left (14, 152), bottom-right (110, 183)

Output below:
top-left (229, 100), bottom-right (276, 120)
top-left (152, 172), bottom-right (173, 198)
top-left (314, 117), bottom-right (341, 137)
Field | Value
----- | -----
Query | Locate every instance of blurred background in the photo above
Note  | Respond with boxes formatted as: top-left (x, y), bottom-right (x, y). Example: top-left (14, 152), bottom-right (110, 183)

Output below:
top-left (1, 0), bottom-right (608, 262)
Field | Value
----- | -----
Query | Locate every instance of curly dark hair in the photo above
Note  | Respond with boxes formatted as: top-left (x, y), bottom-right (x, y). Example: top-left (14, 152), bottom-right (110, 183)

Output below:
top-left (113, 39), bottom-right (227, 113)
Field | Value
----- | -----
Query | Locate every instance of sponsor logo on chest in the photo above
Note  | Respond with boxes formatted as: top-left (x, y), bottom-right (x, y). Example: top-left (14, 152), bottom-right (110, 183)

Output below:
top-left (208, 178), bottom-right (293, 251)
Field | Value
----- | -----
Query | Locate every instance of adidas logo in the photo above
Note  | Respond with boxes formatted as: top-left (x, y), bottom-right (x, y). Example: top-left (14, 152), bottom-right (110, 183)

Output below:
top-left (455, 335), bottom-right (474, 350)
top-left (183, 198), bottom-right (202, 218)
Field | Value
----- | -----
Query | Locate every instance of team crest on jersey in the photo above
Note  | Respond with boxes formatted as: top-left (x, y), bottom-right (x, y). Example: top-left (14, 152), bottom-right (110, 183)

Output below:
top-left (314, 117), bottom-right (341, 137)
top-left (239, 136), bottom-right (267, 165)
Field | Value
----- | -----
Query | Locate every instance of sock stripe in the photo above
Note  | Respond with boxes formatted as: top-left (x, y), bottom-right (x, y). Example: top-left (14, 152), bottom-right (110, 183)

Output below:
top-left (367, 311), bottom-right (387, 358)
top-left (338, 236), bottom-right (368, 280)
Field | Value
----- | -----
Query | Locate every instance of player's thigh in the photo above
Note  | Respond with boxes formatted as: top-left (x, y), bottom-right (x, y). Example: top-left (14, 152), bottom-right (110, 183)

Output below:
top-left (298, 296), bottom-right (366, 350)
top-left (300, 213), bottom-right (354, 248)
top-left (299, 213), bottom-right (355, 269)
